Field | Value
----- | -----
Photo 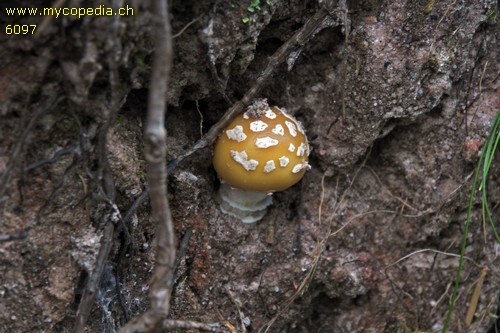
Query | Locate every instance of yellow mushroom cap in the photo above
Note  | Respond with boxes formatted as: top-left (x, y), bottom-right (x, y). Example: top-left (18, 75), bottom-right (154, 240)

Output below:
top-left (213, 99), bottom-right (310, 192)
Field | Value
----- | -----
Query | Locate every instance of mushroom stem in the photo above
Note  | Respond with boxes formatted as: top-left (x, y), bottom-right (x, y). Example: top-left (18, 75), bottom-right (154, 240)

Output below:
top-left (217, 183), bottom-right (273, 223)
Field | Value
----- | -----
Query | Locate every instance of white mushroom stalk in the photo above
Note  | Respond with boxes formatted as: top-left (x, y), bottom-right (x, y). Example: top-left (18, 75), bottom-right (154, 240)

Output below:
top-left (218, 185), bottom-right (273, 223)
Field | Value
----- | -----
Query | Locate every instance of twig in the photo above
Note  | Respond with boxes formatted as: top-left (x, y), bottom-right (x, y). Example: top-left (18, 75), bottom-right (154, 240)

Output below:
top-left (363, 165), bottom-right (419, 212)
top-left (195, 100), bottom-right (204, 139)
top-left (384, 248), bottom-right (477, 270)
top-left (207, 57), bottom-right (233, 105)
top-left (118, 0), bottom-right (175, 331)
top-left (429, 282), bottom-right (452, 318)
top-left (24, 143), bottom-right (81, 172)
top-left (465, 266), bottom-right (489, 327)
top-left (37, 156), bottom-right (82, 217)
top-left (224, 286), bottom-right (248, 333)
top-left (0, 95), bottom-right (61, 206)
top-left (142, 0), bottom-right (175, 315)
top-left (73, 4), bottom-right (125, 330)
top-left (122, 186), bottom-right (149, 224)
top-left (478, 60), bottom-right (489, 93)
top-left (0, 229), bottom-right (29, 242)
top-left (115, 230), bottom-right (133, 322)
top-left (106, 1), bottom-right (136, 320)
top-left (74, 221), bottom-right (116, 333)
top-left (172, 15), bottom-right (203, 39)
top-left (162, 319), bottom-right (230, 332)
top-left (173, 230), bottom-right (193, 282)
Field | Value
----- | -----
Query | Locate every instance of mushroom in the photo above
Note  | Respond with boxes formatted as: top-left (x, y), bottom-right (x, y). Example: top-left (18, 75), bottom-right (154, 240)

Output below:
top-left (212, 99), bottom-right (310, 223)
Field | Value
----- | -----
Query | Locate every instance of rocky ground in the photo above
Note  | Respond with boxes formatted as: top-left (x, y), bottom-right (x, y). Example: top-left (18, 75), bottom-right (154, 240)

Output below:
top-left (0, 0), bottom-right (499, 332)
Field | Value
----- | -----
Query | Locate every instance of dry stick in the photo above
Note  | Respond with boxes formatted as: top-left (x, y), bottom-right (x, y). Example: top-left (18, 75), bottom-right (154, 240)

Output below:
top-left (142, 0), bottom-right (175, 315)
top-left (465, 266), bottom-right (489, 327)
top-left (74, 124), bottom-right (123, 333)
top-left (106, 0), bottom-right (135, 322)
top-left (73, 78), bottom-right (119, 333)
top-left (74, 222), bottom-right (115, 332)
top-left (74, 5), bottom-right (126, 331)
top-left (384, 249), bottom-right (476, 270)
top-left (37, 156), bottom-right (82, 219)
top-left (207, 59), bottom-right (233, 106)
top-left (122, 4), bottom-right (333, 226)
top-left (118, 0), bottom-right (174, 331)
top-left (172, 230), bottom-right (193, 282)
top-left (163, 319), bottom-right (229, 332)
top-left (172, 15), bottom-right (203, 39)
top-left (224, 286), bottom-right (248, 333)
top-left (24, 143), bottom-right (80, 171)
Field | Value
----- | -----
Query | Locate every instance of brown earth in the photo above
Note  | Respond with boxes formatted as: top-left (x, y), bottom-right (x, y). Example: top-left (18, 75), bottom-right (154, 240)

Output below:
top-left (0, 0), bottom-right (499, 332)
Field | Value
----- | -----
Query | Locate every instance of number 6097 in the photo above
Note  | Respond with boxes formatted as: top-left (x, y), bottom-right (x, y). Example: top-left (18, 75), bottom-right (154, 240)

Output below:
top-left (5, 24), bottom-right (37, 35)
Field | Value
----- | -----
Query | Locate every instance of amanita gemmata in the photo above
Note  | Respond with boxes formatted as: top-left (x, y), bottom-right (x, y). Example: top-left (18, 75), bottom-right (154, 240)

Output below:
top-left (213, 99), bottom-right (310, 223)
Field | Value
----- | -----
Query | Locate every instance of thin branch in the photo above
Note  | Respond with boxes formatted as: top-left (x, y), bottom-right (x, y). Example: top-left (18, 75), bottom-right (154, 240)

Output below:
top-left (142, 0), bottom-right (175, 315)
top-left (465, 266), bottom-right (489, 327)
top-left (384, 248), bottom-right (477, 270)
top-left (118, 0), bottom-right (174, 330)
top-left (122, 186), bottom-right (149, 224)
top-left (73, 221), bottom-right (115, 333)
top-left (73, 3), bottom-right (125, 330)
top-left (24, 143), bottom-right (80, 172)
top-left (224, 286), bottom-right (248, 333)
top-left (0, 95), bottom-right (61, 206)
top-left (173, 230), bottom-right (193, 282)
top-left (172, 15), bottom-right (203, 39)
top-left (37, 155), bottom-right (82, 217)
top-left (162, 319), bottom-right (230, 332)
top-left (207, 57), bottom-right (233, 105)
top-left (195, 100), bottom-right (204, 139)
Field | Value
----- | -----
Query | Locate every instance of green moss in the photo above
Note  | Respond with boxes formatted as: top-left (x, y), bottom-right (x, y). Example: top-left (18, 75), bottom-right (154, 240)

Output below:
top-left (242, 0), bottom-right (271, 24)
top-left (423, 0), bottom-right (435, 14)
top-left (134, 55), bottom-right (150, 75)
top-left (484, 5), bottom-right (498, 25)
top-left (51, 108), bottom-right (80, 134)
top-left (136, 161), bottom-right (147, 180)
